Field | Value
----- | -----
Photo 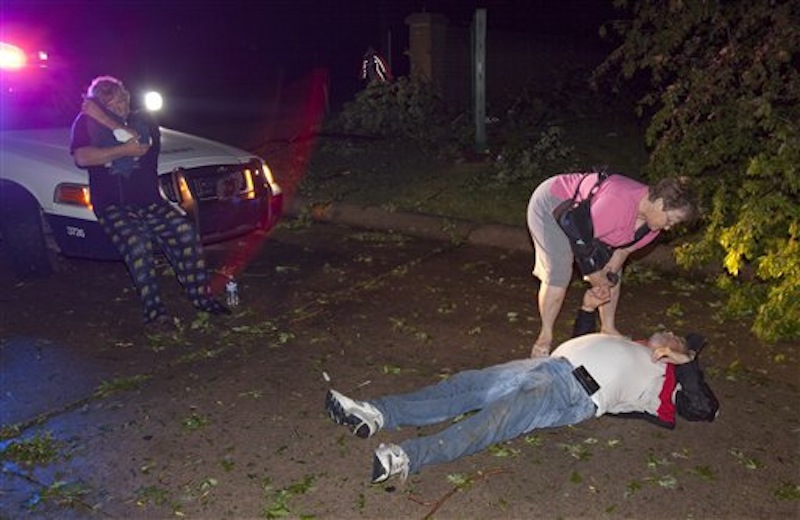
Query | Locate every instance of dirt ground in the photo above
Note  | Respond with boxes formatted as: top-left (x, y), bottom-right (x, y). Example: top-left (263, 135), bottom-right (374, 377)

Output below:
top-left (0, 220), bottom-right (798, 519)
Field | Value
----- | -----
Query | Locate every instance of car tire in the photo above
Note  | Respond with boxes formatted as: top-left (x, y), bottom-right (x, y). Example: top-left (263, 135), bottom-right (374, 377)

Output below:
top-left (0, 187), bottom-right (55, 279)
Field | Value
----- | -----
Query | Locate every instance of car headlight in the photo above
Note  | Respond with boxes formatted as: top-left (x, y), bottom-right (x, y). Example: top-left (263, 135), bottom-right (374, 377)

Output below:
top-left (259, 159), bottom-right (280, 193)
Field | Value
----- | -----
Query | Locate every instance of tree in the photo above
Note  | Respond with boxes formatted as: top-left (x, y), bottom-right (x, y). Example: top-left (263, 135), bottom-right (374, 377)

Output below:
top-left (595, 0), bottom-right (800, 342)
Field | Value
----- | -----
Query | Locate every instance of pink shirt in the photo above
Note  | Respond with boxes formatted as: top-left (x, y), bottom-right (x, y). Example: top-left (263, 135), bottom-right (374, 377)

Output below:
top-left (550, 172), bottom-right (659, 250)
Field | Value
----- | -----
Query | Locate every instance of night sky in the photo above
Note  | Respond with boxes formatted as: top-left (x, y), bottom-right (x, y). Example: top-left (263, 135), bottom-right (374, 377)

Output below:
top-left (2, 0), bottom-right (619, 117)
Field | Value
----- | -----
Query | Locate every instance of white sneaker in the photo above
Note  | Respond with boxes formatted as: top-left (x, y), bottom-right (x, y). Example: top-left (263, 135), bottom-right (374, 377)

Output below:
top-left (372, 443), bottom-right (410, 484)
top-left (326, 389), bottom-right (384, 438)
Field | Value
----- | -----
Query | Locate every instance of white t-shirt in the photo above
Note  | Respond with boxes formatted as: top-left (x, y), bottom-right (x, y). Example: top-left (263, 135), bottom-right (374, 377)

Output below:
top-left (553, 333), bottom-right (671, 417)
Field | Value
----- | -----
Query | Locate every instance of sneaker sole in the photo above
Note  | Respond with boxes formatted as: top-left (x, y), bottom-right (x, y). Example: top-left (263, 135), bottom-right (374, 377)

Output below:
top-left (325, 390), bottom-right (372, 438)
top-left (371, 453), bottom-right (390, 483)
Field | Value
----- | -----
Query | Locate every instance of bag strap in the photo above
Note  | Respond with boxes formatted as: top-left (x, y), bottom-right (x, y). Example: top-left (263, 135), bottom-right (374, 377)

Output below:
top-left (581, 171), bottom-right (648, 250)
top-left (587, 170), bottom-right (610, 199)
top-left (616, 224), bottom-right (650, 249)
top-left (566, 171), bottom-right (646, 250)
top-left (571, 171), bottom-right (610, 203)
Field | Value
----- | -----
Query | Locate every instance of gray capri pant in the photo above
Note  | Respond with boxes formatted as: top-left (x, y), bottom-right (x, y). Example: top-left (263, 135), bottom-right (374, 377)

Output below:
top-left (526, 177), bottom-right (575, 288)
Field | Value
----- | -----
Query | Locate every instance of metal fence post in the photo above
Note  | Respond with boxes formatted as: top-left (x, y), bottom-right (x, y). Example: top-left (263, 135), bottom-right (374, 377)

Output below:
top-left (472, 8), bottom-right (487, 153)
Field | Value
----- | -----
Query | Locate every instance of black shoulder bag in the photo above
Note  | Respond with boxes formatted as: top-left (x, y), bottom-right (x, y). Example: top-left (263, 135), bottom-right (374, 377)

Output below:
top-left (552, 172), bottom-right (648, 279)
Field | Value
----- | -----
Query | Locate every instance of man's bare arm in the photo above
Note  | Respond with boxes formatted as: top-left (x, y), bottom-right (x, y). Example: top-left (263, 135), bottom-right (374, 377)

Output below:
top-left (82, 98), bottom-right (139, 141)
top-left (73, 140), bottom-right (150, 168)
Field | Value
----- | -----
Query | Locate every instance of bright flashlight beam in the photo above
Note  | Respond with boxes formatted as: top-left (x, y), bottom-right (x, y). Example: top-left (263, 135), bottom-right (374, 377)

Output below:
top-left (144, 91), bottom-right (163, 111)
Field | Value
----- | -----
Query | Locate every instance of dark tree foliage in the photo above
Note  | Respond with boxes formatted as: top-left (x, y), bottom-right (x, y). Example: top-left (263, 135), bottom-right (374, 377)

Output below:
top-left (596, 0), bottom-right (799, 341)
top-left (330, 77), bottom-right (458, 146)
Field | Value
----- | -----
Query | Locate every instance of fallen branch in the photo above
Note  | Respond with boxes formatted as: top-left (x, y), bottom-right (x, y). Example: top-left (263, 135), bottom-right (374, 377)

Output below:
top-left (407, 467), bottom-right (511, 519)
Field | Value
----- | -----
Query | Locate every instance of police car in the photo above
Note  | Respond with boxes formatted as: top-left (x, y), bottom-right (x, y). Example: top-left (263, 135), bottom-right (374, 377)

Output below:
top-left (0, 40), bottom-right (283, 279)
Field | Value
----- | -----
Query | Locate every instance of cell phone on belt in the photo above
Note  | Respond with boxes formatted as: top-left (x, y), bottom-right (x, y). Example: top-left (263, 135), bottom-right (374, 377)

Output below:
top-left (573, 365), bottom-right (600, 395)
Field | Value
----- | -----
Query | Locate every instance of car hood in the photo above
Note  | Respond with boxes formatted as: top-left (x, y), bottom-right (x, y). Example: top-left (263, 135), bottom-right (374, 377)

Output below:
top-left (158, 128), bottom-right (259, 170)
top-left (0, 126), bottom-right (259, 178)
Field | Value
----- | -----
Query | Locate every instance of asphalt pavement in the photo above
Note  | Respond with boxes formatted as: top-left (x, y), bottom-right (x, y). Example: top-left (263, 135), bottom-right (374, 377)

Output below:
top-left (1, 211), bottom-right (796, 518)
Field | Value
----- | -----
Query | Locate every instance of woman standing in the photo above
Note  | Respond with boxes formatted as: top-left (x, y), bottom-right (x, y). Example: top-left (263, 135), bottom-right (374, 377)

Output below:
top-left (526, 171), bottom-right (697, 356)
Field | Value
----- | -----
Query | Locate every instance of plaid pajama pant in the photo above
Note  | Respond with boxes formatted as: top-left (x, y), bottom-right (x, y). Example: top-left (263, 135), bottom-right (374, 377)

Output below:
top-left (96, 201), bottom-right (216, 322)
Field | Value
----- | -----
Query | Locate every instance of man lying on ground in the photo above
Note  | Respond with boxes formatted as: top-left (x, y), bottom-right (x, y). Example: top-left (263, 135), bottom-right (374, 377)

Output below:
top-left (324, 291), bottom-right (719, 484)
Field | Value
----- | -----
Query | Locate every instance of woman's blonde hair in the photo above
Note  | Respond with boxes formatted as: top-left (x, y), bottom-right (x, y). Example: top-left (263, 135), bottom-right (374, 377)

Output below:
top-left (85, 75), bottom-right (128, 107)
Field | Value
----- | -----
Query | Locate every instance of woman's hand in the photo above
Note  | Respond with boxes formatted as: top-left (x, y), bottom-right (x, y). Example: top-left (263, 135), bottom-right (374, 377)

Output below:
top-left (604, 248), bottom-right (630, 276)
top-left (82, 98), bottom-right (102, 117)
top-left (82, 98), bottom-right (120, 127)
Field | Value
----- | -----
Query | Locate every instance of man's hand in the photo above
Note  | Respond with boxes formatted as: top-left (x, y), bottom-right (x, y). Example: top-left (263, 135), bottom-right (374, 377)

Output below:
top-left (584, 269), bottom-right (615, 289)
top-left (651, 346), bottom-right (695, 365)
top-left (120, 139), bottom-right (150, 158)
top-left (581, 286), bottom-right (609, 311)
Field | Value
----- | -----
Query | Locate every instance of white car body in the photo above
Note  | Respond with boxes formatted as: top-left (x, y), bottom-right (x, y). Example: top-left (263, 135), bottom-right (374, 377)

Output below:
top-left (1, 110), bottom-right (283, 279)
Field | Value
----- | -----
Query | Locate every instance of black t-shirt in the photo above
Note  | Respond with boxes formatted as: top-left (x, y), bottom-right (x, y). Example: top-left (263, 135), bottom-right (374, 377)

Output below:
top-left (70, 110), bottom-right (163, 212)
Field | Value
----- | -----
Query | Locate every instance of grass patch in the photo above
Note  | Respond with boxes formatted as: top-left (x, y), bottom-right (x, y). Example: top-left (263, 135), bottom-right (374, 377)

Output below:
top-left (303, 114), bottom-right (648, 227)
top-left (304, 140), bottom-right (531, 226)
top-left (1, 431), bottom-right (60, 466)
top-left (261, 475), bottom-right (316, 519)
top-left (94, 374), bottom-right (152, 398)
top-left (27, 480), bottom-right (92, 511)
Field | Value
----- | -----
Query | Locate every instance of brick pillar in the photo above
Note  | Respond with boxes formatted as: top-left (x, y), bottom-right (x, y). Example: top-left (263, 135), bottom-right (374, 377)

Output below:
top-left (404, 12), bottom-right (449, 86)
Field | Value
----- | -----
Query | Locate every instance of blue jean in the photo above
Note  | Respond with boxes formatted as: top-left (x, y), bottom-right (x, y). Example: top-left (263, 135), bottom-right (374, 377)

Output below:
top-left (371, 357), bottom-right (596, 474)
